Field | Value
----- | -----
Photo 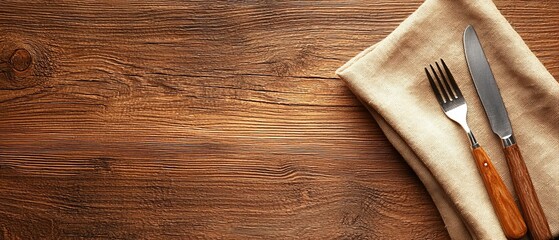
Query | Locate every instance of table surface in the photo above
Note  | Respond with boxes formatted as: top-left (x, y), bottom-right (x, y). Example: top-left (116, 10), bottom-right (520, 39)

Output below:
top-left (1, 1), bottom-right (558, 239)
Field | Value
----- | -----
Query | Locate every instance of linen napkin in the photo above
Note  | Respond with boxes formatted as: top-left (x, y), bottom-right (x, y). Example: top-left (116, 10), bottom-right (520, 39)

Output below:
top-left (335, 0), bottom-right (559, 239)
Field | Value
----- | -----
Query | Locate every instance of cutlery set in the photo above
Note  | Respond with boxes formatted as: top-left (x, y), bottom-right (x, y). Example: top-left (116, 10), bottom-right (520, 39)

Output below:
top-left (425, 25), bottom-right (551, 240)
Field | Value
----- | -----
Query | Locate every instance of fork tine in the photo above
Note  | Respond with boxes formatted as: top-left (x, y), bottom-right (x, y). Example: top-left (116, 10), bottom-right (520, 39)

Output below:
top-left (425, 67), bottom-right (446, 105)
top-left (436, 62), bottom-right (456, 100)
top-left (430, 64), bottom-right (452, 102)
top-left (441, 59), bottom-right (463, 98)
top-left (432, 63), bottom-right (453, 102)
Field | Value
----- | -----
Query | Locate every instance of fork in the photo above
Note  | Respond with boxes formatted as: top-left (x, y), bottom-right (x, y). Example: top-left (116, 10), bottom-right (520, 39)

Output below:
top-left (425, 59), bottom-right (527, 239)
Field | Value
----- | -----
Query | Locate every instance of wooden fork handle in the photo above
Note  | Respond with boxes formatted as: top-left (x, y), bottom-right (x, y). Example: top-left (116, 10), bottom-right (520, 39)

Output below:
top-left (504, 143), bottom-right (552, 240)
top-left (472, 146), bottom-right (527, 239)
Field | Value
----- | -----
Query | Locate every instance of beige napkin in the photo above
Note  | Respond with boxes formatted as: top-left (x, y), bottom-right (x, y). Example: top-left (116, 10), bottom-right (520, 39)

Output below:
top-left (335, 0), bottom-right (559, 239)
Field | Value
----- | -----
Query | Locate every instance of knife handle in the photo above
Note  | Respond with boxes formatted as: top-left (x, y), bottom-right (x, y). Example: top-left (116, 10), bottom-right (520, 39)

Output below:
top-left (472, 146), bottom-right (527, 239)
top-left (503, 143), bottom-right (552, 240)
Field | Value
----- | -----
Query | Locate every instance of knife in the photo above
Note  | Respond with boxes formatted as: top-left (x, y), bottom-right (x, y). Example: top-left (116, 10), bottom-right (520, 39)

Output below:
top-left (463, 25), bottom-right (552, 240)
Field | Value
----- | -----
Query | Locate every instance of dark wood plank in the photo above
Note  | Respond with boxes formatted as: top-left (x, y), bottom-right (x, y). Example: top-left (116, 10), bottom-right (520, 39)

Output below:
top-left (0, 1), bottom-right (557, 239)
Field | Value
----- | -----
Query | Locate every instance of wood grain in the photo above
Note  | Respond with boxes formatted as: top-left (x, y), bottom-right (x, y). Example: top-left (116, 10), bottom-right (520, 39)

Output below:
top-left (504, 144), bottom-right (552, 240)
top-left (0, 1), bottom-right (558, 239)
top-left (472, 147), bottom-right (526, 239)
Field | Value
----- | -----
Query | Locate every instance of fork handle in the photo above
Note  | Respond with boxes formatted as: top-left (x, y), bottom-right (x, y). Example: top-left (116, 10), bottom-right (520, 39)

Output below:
top-left (503, 143), bottom-right (552, 240)
top-left (472, 146), bottom-right (527, 239)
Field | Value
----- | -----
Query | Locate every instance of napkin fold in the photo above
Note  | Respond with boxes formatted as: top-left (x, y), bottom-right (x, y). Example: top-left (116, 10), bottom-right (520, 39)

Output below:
top-left (336, 0), bottom-right (559, 239)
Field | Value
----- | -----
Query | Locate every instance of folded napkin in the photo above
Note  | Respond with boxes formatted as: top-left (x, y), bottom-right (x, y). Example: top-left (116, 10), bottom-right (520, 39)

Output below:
top-left (336, 0), bottom-right (559, 239)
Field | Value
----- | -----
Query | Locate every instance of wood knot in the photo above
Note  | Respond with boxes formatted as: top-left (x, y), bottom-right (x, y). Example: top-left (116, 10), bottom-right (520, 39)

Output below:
top-left (0, 36), bottom-right (55, 90)
top-left (10, 48), bottom-right (32, 71)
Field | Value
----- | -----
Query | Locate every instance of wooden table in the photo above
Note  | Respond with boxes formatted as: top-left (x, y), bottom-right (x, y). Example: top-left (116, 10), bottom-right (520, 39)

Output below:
top-left (1, 1), bottom-right (557, 239)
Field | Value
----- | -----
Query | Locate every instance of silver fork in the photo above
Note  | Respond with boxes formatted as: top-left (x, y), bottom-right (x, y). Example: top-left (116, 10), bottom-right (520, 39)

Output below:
top-left (425, 59), bottom-right (526, 239)
top-left (425, 60), bottom-right (478, 147)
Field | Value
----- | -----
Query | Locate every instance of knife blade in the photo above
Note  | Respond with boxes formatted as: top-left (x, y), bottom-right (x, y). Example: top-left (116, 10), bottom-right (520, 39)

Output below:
top-left (463, 25), bottom-right (552, 240)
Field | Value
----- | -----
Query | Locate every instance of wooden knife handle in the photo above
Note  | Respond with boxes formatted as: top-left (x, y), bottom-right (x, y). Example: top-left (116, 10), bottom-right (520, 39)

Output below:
top-left (472, 146), bottom-right (527, 239)
top-left (503, 143), bottom-right (552, 240)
